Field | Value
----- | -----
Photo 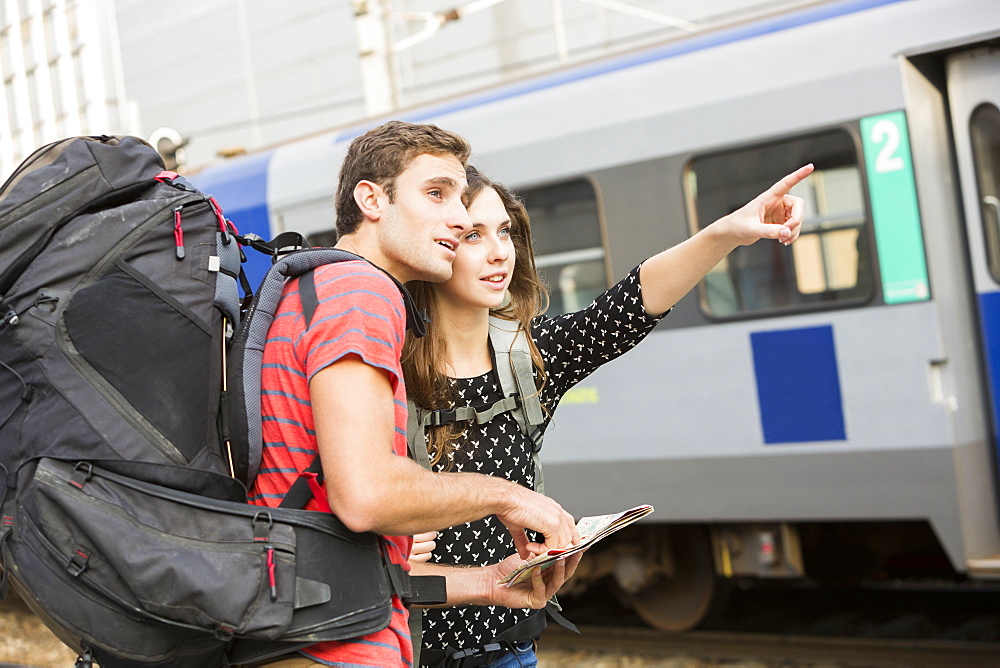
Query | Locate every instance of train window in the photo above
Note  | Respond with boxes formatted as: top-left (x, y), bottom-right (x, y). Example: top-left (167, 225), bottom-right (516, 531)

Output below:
top-left (520, 179), bottom-right (607, 315)
top-left (969, 103), bottom-right (1000, 283)
top-left (686, 131), bottom-right (873, 318)
top-left (275, 199), bottom-right (337, 247)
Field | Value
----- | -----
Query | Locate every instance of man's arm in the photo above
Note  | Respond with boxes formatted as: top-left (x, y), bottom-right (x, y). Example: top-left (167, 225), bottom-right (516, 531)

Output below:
top-left (409, 551), bottom-right (583, 609)
top-left (638, 164), bottom-right (814, 315)
top-left (311, 355), bottom-right (579, 554)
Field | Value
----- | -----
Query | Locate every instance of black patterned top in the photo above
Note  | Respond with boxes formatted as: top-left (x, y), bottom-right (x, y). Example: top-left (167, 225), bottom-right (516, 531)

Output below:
top-left (419, 265), bottom-right (667, 657)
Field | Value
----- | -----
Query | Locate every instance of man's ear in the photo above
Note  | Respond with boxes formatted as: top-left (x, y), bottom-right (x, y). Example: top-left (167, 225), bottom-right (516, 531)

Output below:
top-left (354, 180), bottom-right (384, 222)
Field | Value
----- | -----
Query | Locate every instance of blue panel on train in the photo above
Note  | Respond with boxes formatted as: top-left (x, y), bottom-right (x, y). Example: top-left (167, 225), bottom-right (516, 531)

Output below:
top-left (191, 151), bottom-right (274, 291)
top-left (751, 325), bottom-right (846, 444)
top-left (978, 291), bottom-right (1000, 446)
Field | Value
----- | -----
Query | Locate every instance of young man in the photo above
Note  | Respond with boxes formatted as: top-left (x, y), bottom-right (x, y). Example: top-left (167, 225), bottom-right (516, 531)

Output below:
top-left (248, 121), bottom-right (581, 667)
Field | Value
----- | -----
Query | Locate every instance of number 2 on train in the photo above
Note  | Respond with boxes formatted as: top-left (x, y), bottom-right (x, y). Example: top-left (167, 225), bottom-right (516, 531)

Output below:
top-left (871, 118), bottom-right (906, 173)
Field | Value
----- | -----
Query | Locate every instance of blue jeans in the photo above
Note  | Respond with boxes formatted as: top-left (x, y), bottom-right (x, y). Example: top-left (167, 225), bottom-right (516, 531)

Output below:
top-left (485, 640), bottom-right (537, 668)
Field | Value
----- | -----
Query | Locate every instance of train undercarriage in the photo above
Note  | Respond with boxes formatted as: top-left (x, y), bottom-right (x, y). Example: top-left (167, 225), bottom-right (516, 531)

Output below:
top-left (562, 520), bottom-right (957, 632)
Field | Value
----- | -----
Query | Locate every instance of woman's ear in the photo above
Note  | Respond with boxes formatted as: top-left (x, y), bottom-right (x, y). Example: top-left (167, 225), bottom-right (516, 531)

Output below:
top-left (353, 180), bottom-right (384, 222)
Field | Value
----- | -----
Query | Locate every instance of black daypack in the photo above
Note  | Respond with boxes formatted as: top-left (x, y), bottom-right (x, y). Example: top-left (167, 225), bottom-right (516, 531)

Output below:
top-left (0, 136), bottom-right (441, 667)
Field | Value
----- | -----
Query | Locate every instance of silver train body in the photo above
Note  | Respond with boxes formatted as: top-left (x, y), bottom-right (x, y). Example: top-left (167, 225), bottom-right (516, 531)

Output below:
top-left (196, 0), bottom-right (1000, 629)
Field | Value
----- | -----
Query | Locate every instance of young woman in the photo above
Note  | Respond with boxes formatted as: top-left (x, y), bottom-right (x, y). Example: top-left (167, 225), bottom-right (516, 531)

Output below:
top-left (403, 163), bottom-right (814, 667)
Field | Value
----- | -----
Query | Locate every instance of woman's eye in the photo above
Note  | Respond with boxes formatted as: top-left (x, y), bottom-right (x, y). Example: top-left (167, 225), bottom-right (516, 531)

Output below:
top-left (499, 227), bottom-right (511, 238)
top-left (465, 231), bottom-right (480, 242)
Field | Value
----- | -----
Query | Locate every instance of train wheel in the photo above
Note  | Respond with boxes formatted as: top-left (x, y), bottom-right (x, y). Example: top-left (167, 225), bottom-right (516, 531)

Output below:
top-left (620, 524), bottom-right (729, 632)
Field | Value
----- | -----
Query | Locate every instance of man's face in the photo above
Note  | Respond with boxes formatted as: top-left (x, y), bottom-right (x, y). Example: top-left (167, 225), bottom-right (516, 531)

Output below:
top-left (377, 153), bottom-right (470, 284)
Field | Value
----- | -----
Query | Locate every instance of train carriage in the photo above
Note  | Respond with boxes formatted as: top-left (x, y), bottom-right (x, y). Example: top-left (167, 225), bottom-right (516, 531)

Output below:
top-left (194, 0), bottom-right (1000, 632)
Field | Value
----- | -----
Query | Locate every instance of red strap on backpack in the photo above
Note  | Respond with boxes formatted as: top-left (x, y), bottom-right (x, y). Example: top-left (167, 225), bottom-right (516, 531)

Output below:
top-left (279, 456), bottom-right (331, 512)
top-left (301, 470), bottom-right (332, 513)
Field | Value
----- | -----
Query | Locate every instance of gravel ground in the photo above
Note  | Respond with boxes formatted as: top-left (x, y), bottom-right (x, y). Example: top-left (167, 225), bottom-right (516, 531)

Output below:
top-left (0, 594), bottom-right (77, 667)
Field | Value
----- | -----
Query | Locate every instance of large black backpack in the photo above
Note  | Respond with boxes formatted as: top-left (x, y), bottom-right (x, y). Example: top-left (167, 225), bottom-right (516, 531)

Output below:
top-left (0, 136), bottom-right (439, 667)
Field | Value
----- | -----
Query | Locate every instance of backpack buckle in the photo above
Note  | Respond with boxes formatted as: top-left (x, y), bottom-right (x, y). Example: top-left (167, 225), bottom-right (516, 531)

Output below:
top-left (214, 624), bottom-right (236, 641)
top-left (70, 463), bottom-right (93, 489)
top-left (252, 511), bottom-right (273, 541)
top-left (0, 518), bottom-right (11, 601)
top-left (67, 548), bottom-right (90, 577)
top-left (74, 648), bottom-right (94, 668)
top-left (445, 643), bottom-right (504, 667)
top-left (429, 409), bottom-right (458, 426)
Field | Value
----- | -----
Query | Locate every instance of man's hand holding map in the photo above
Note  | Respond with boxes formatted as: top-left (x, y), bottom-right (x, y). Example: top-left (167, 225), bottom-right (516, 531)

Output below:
top-left (499, 504), bottom-right (654, 587)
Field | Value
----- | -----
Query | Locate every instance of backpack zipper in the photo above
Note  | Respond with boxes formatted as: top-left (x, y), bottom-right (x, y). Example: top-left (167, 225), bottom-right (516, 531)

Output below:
top-left (173, 206), bottom-right (186, 259)
top-left (170, 197), bottom-right (224, 261)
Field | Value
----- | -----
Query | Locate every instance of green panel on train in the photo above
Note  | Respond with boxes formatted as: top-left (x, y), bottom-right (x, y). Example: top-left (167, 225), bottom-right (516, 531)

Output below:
top-left (861, 111), bottom-right (930, 305)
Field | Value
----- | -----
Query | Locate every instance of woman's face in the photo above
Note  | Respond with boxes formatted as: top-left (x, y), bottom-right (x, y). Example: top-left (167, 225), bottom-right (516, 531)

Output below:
top-left (435, 187), bottom-right (515, 311)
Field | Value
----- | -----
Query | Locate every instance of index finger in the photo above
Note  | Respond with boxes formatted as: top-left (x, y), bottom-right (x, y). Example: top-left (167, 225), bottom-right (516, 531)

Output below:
top-left (522, 541), bottom-right (548, 558)
top-left (558, 513), bottom-right (581, 548)
top-left (544, 520), bottom-right (580, 553)
top-left (509, 527), bottom-right (531, 559)
top-left (765, 163), bottom-right (814, 199)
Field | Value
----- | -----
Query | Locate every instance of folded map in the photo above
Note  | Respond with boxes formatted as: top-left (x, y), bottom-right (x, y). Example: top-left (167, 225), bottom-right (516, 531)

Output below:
top-left (498, 504), bottom-right (654, 587)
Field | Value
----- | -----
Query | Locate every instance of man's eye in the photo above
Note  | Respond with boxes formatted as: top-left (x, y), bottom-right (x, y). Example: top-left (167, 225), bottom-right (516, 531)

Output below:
top-left (429, 189), bottom-right (442, 198)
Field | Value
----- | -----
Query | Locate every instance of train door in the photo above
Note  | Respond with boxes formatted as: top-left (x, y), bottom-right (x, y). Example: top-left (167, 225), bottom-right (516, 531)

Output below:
top-left (946, 46), bottom-right (1000, 491)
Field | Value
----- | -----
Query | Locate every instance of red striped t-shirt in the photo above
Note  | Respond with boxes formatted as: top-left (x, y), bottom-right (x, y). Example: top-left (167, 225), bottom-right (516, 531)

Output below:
top-left (249, 260), bottom-right (413, 667)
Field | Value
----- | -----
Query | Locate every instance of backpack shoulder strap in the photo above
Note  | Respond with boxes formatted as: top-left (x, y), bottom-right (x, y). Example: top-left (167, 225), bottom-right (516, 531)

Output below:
top-left (231, 248), bottom-right (359, 488)
top-left (406, 399), bottom-right (433, 470)
top-left (234, 248), bottom-right (427, 488)
top-left (489, 316), bottom-right (544, 435)
top-left (489, 316), bottom-right (546, 493)
top-left (298, 265), bottom-right (320, 328)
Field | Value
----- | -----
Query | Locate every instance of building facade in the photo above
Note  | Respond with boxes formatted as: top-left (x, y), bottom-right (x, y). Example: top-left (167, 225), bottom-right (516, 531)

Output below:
top-left (0, 0), bottom-right (133, 178)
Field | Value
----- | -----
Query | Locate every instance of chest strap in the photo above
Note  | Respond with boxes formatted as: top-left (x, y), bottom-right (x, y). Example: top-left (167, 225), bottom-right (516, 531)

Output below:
top-left (406, 394), bottom-right (545, 495)
top-left (405, 317), bottom-right (547, 489)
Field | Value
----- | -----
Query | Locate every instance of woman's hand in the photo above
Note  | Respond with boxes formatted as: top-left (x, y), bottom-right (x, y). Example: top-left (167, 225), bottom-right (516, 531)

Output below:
top-left (479, 548), bottom-right (584, 609)
top-left (409, 530), bottom-right (438, 564)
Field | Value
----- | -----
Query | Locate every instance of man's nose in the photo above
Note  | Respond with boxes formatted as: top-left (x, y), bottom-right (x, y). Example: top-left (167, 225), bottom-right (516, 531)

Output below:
top-left (448, 201), bottom-right (470, 232)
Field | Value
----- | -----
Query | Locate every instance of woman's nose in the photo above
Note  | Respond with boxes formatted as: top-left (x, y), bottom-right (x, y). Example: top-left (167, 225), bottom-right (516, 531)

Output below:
top-left (489, 237), bottom-right (510, 261)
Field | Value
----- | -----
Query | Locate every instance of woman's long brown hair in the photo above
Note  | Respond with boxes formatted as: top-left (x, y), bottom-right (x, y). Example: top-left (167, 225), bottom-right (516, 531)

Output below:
top-left (402, 166), bottom-right (549, 467)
